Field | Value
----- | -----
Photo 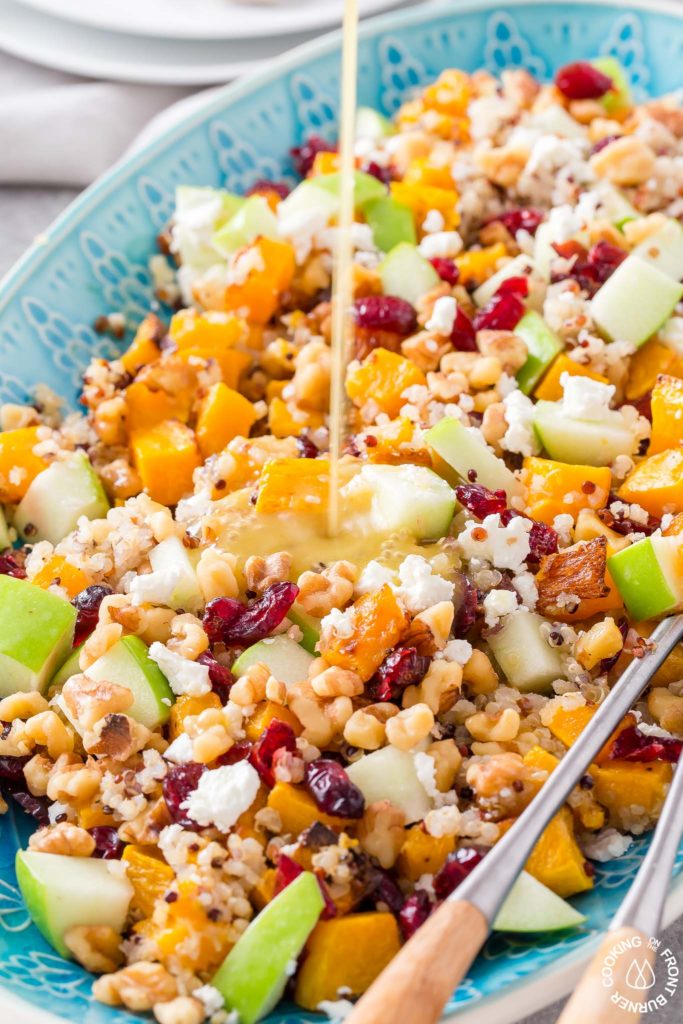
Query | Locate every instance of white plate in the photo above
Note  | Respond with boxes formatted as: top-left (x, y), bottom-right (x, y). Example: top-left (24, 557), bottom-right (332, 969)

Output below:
top-left (0, 0), bottom-right (321, 83)
top-left (11, 0), bottom-right (410, 40)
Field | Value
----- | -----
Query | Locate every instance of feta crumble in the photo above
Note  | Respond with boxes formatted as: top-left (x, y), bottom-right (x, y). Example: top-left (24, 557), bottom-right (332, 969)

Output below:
top-left (459, 513), bottom-right (532, 572)
top-left (194, 984), bottom-right (226, 1016)
top-left (129, 566), bottom-right (181, 607)
top-left (425, 804), bottom-right (461, 837)
top-left (440, 638), bottom-right (473, 665)
top-left (581, 827), bottom-right (633, 862)
top-left (395, 554), bottom-right (455, 613)
top-left (560, 372), bottom-right (615, 420)
top-left (501, 390), bottom-right (540, 457)
top-left (320, 606), bottom-right (355, 639)
top-left (317, 999), bottom-right (355, 1021)
top-left (149, 642), bottom-right (211, 697)
top-left (182, 761), bottom-right (260, 832)
top-left (164, 733), bottom-right (194, 765)
top-left (419, 230), bottom-right (463, 259)
top-left (422, 209), bottom-right (446, 233)
top-left (355, 559), bottom-right (396, 595)
top-left (483, 588), bottom-right (518, 626)
top-left (425, 295), bottom-right (457, 336)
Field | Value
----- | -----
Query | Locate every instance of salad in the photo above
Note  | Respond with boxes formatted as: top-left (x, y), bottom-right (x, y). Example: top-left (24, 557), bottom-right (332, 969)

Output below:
top-left (1, 56), bottom-right (683, 1024)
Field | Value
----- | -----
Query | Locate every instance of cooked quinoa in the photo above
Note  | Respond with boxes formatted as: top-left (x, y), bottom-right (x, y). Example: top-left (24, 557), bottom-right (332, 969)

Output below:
top-left (1, 58), bottom-right (683, 1024)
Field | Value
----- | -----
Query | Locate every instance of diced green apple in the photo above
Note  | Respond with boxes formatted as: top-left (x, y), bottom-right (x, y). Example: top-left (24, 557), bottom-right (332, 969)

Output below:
top-left (380, 243), bottom-right (440, 306)
top-left (16, 850), bottom-right (133, 958)
top-left (0, 576), bottom-right (76, 697)
top-left (591, 256), bottom-right (683, 348)
top-left (85, 635), bottom-right (174, 728)
top-left (608, 534), bottom-right (683, 621)
top-left (231, 635), bottom-right (314, 687)
top-left (631, 219), bottom-right (683, 282)
top-left (348, 464), bottom-right (456, 540)
top-left (597, 183), bottom-right (638, 229)
top-left (212, 871), bottom-right (323, 1024)
top-left (364, 196), bottom-right (416, 252)
top-left (315, 169), bottom-right (388, 208)
top-left (356, 106), bottom-right (395, 140)
top-left (534, 400), bottom-right (636, 467)
top-left (487, 610), bottom-right (564, 693)
top-left (493, 871), bottom-right (586, 933)
top-left (212, 195), bottom-right (279, 256)
top-left (15, 453), bottom-right (110, 545)
top-left (514, 311), bottom-right (564, 394)
top-left (174, 186), bottom-right (244, 272)
top-left (51, 644), bottom-right (83, 690)
top-left (473, 254), bottom-right (536, 308)
top-left (426, 417), bottom-right (522, 498)
top-left (346, 746), bottom-right (431, 823)
top-left (591, 57), bottom-right (631, 116)
top-left (0, 506), bottom-right (11, 549)
top-left (287, 604), bottom-right (321, 654)
top-left (149, 535), bottom-right (202, 613)
top-left (277, 180), bottom-right (339, 224)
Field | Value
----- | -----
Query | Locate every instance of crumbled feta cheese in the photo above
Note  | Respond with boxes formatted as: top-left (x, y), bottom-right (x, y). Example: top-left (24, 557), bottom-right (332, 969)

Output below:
top-left (425, 295), bottom-right (457, 336)
top-left (501, 390), bottom-right (540, 457)
top-left (581, 827), bottom-right (633, 862)
top-left (194, 984), bottom-right (226, 1016)
top-left (226, 245), bottom-right (265, 287)
top-left (355, 559), bottom-right (396, 595)
top-left (164, 733), bottom-right (194, 765)
top-left (129, 566), bottom-right (181, 607)
top-left (182, 761), bottom-right (260, 832)
top-left (658, 315), bottom-right (683, 352)
top-left (317, 999), bottom-right (355, 1021)
top-left (441, 638), bottom-right (473, 665)
top-left (497, 372), bottom-right (519, 398)
top-left (459, 513), bottom-right (532, 572)
top-left (413, 751), bottom-right (440, 801)
top-left (419, 231), bottom-right (463, 259)
top-left (278, 206), bottom-right (330, 263)
top-left (149, 642), bottom-right (211, 697)
top-left (512, 571), bottom-right (538, 609)
top-left (560, 372), bottom-right (615, 420)
top-left (552, 513), bottom-right (574, 546)
top-left (422, 209), bottom-right (446, 233)
top-left (48, 801), bottom-right (72, 825)
top-left (483, 588), bottom-right (518, 626)
top-left (425, 805), bottom-right (461, 837)
top-left (395, 554), bottom-right (455, 613)
top-left (320, 606), bottom-right (355, 639)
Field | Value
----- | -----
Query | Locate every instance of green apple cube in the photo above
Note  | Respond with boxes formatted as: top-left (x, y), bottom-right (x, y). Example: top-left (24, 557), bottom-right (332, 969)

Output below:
top-left (631, 219), bottom-right (683, 282)
top-left (514, 311), bottom-right (564, 394)
top-left (597, 183), bottom-right (638, 229)
top-left (493, 871), bottom-right (586, 933)
top-left (488, 611), bottom-right (564, 693)
top-left (534, 400), bottom-right (635, 467)
top-left (277, 180), bottom-right (339, 224)
top-left (174, 186), bottom-right (244, 271)
top-left (0, 576), bottom-right (76, 697)
top-left (426, 416), bottom-right (522, 498)
top-left (608, 535), bottom-right (683, 621)
top-left (212, 871), bottom-right (323, 1024)
top-left (16, 850), bottom-right (133, 958)
top-left (364, 196), bottom-right (416, 253)
top-left (591, 57), bottom-right (631, 116)
top-left (380, 243), bottom-right (440, 306)
top-left (473, 254), bottom-right (535, 308)
top-left (356, 106), bottom-right (395, 140)
top-left (0, 506), bottom-right (11, 550)
top-left (350, 464), bottom-right (456, 540)
top-left (85, 635), bottom-right (174, 728)
top-left (287, 604), bottom-right (321, 654)
top-left (15, 452), bottom-right (110, 545)
top-left (346, 746), bottom-right (431, 823)
top-left (591, 256), bottom-right (683, 348)
top-left (51, 644), bottom-right (83, 690)
top-left (315, 169), bottom-right (388, 208)
top-left (149, 535), bottom-right (201, 613)
top-left (212, 195), bottom-right (279, 256)
top-left (232, 635), bottom-right (313, 687)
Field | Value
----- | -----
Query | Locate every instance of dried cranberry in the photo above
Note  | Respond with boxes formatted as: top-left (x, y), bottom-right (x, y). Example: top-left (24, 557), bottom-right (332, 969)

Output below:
top-left (12, 791), bottom-right (50, 826)
top-left (369, 646), bottom-right (431, 702)
top-left (0, 552), bottom-right (26, 579)
top-left (600, 617), bottom-right (629, 674)
top-left (0, 753), bottom-right (30, 782)
top-left (487, 208), bottom-right (544, 237)
top-left (555, 61), bottom-right (613, 100)
top-left (455, 483), bottom-right (507, 519)
top-left (430, 257), bottom-right (460, 285)
top-left (609, 725), bottom-right (682, 763)
top-left (369, 869), bottom-right (405, 915)
top-left (72, 584), bottom-right (114, 646)
top-left (162, 762), bottom-right (206, 831)
top-left (216, 741), bottom-right (251, 766)
top-left (295, 434), bottom-right (319, 459)
top-left (275, 853), bottom-right (335, 918)
top-left (203, 582), bottom-right (298, 646)
top-left (452, 574), bottom-right (479, 638)
top-left (597, 504), bottom-right (660, 537)
top-left (290, 135), bottom-right (336, 177)
top-left (497, 276), bottom-right (529, 299)
top-left (500, 509), bottom-right (559, 561)
top-left (245, 179), bottom-right (290, 200)
top-left (551, 238), bottom-right (626, 295)
top-left (249, 719), bottom-right (297, 788)
top-left (433, 846), bottom-right (485, 900)
top-left (361, 160), bottom-right (393, 186)
top-left (89, 826), bottom-right (124, 860)
top-left (305, 759), bottom-right (365, 819)
top-left (473, 291), bottom-right (525, 333)
top-left (196, 651), bottom-right (233, 701)
top-left (353, 295), bottom-right (417, 335)
top-left (630, 392), bottom-right (652, 423)
top-left (451, 306), bottom-right (478, 352)
top-left (399, 890), bottom-right (433, 939)
top-left (590, 135), bottom-right (621, 156)
top-left (586, 241), bottom-right (627, 283)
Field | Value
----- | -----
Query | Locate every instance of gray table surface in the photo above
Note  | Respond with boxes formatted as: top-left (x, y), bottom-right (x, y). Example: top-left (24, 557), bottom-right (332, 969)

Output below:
top-left (1, 184), bottom-right (682, 1024)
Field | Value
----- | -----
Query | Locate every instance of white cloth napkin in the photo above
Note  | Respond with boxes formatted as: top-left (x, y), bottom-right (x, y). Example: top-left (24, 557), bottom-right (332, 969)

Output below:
top-left (0, 52), bottom-right (195, 187)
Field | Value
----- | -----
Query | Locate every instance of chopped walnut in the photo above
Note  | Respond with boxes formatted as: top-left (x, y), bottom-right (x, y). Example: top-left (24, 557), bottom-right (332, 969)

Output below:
top-left (296, 560), bottom-right (357, 616)
top-left (29, 822), bottom-right (95, 857)
top-left (84, 714), bottom-right (151, 760)
top-left (61, 674), bottom-right (134, 730)
top-left (64, 925), bottom-right (124, 973)
top-left (357, 800), bottom-right (406, 869)
top-left (244, 551), bottom-right (293, 594)
top-left (153, 997), bottom-right (205, 1024)
top-left (536, 537), bottom-right (608, 616)
top-left (93, 962), bottom-right (178, 1012)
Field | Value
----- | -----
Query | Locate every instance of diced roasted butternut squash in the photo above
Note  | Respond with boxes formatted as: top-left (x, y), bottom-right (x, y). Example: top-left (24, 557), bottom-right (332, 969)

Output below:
top-left (244, 701), bottom-right (302, 742)
top-left (77, 804), bottom-right (116, 829)
top-left (180, 347), bottom-right (252, 390)
top-left (310, 151), bottom-right (341, 176)
top-left (649, 374), bottom-right (683, 455)
top-left (525, 808), bottom-right (593, 898)
top-left (346, 348), bottom-right (426, 418)
top-left (131, 420), bottom-right (201, 506)
top-left (618, 448), bottom-right (683, 517)
top-left (125, 380), bottom-right (192, 432)
top-left (122, 844), bottom-right (175, 918)
top-left (390, 181), bottom-right (460, 231)
top-left (148, 880), bottom-right (233, 972)
top-left (268, 397), bottom-right (325, 439)
top-left (295, 913), bottom-right (401, 1010)
top-left (120, 313), bottom-right (164, 375)
top-left (626, 339), bottom-right (683, 401)
top-left (523, 745), bottom-right (559, 775)
top-left (522, 457), bottom-right (612, 525)
top-left (169, 692), bottom-right (221, 740)
top-left (454, 243), bottom-right (506, 286)
top-left (404, 158), bottom-right (456, 190)
top-left (592, 760), bottom-right (672, 828)
top-left (397, 826), bottom-right (454, 881)
top-left (422, 68), bottom-right (472, 115)
top-left (220, 238), bottom-right (296, 324)
top-left (0, 427), bottom-right (48, 502)
top-left (169, 309), bottom-right (247, 352)
top-left (196, 382), bottom-right (257, 458)
top-left (255, 457), bottom-right (330, 515)
top-left (319, 584), bottom-right (409, 681)
top-left (534, 355), bottom-right (609, 402)
top-left (251, 867), bottom-right (277, 910)
top-left (546, 705), bottom-right (636, 764)
top-left (523, 747), bottom-right (605, 830)
top-left (32, 555), bottom-right (91, 598)
top-left (267, 783), bottom-right (354, 836)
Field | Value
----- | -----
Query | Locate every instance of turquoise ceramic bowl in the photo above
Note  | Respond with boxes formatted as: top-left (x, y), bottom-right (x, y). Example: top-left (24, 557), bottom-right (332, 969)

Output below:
top-left (1, 2), bottom-right (683, 1021)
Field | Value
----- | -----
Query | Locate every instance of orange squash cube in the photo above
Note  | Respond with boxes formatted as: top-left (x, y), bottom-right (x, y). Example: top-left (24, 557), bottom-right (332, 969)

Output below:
top-left (120, 313), bottom-right (164, 376)
top-left (125, 380), bottom-right (192, 433)
top-left (319, 584), bottom-right (408, 681)
top-left (77, 804), bottom-right (117, 829)
top-left (346, 348), bottom-right (426, 418)
top-left (221, 238), bottom-right (296, 324)
top-left (32, 556), bottom-right (91, 598)
top-left (397, 826), bottom-right (453, 881)
top-left (255, 457), bottom-right (330, 515)
top-left (618, 448), bottom-right (683, 517)
top-left (244, 701), bottom-right (302, 742)
top-left (196, 382), bottom-right (257, 458)
top-left (390, 181), bottom-right (460, 231)
top-left (169, 692), bottom-right (221, 740)
top-left (131, 420), bottom-right (201, 506)
top-left (0, 427), bottom-right (48, 503)
top-left (626, 339), bottom-right (683, 401)
top-left (546, 704), bottom-right (636, 763)
top-left (310, 151), bottom-right (341, 176)
top-left (267, 397), bottom-right (325, 439)
top-left (525, 808), bottom-right (593, 898)
top-left (267, 782), bottom-right (354, 836)
top-left (534, 354), bottom-right (609, 402)
top-left (169, 310), bottom-right (252, 386)
top-left (522, 457), bottom-right (612, 525)
top-left (122, 845), bottom-right (175, 918)
top-left (422, 69), bottom-right (472, 116)
top-left (454, 243), bottom-right (507, 286)
top-left (649, 374), bottom-right (683, 455)
top-left (592, 760), bottom-right (672, 827)
top-left (404, 159), bottom-right (455, 190)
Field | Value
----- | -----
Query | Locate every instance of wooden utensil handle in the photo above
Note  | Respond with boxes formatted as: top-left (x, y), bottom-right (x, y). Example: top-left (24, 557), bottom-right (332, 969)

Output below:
top-left (345, 899), bottom-right (488, 1024)
top-left (557, 926), bottom-right (653, 1024)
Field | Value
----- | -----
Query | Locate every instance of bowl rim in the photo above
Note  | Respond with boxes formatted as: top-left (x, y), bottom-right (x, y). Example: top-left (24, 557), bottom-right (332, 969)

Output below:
top-left (2, 0), bottom-right (683, 1020)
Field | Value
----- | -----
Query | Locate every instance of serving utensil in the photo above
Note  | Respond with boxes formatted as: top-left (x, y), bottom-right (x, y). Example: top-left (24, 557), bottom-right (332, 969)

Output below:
top-left (345, 614), bottom-right (683, 1024)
